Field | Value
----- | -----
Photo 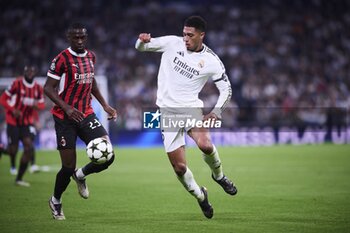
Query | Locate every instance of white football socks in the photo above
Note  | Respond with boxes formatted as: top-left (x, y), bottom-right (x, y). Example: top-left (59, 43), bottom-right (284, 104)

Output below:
top-left (203, 145), bottom-right (224, 180)
top-left (177, 167), bottom-right (204, 202)
top-left (75, 168), bottom-right (85, 180)
top-left (51, 196), bottom-right (61, 204)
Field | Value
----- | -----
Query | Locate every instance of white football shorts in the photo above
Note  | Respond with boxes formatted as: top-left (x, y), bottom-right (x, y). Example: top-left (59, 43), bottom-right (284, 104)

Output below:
top-left (160, 107), bottom-right (203, 153)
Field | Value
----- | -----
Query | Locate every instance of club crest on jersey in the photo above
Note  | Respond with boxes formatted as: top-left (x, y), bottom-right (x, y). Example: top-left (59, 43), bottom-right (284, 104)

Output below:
top-left (60, 136), bottom-right (66, 147)
top-left (198, 60), bottom-right (205, 68)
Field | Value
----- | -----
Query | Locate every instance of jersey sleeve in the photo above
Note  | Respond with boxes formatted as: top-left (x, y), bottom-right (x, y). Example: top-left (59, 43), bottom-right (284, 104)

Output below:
top-left (47, 54), bottom-right (65, 80)
top-left (5, 79), bottom-right (19, 96)
top-left (135, 35), bottom-right (180, 53)
top-left (210, 59), bottom-right (232, 118)
top-left (0, 80), bottom-right (18, 110)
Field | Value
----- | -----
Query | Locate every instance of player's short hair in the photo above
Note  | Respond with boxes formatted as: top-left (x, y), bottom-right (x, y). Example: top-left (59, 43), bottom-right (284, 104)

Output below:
top-left (184, 16), bottom-right (207, 32)
top-left (24, 64), bottom-right (37, 71)
top-left (67, 22), bottom-right (87, 34)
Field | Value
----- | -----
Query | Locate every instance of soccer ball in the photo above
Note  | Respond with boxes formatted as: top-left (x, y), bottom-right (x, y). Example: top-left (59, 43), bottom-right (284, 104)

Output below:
top-left (86, 138), bottom-right (114, 164)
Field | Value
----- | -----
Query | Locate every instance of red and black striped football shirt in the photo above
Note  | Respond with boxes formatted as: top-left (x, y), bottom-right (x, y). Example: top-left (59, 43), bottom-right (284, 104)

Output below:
top-left (47, 47), bottom-right (96, 119)
top-left (0, 77), bottom-right (45, 126)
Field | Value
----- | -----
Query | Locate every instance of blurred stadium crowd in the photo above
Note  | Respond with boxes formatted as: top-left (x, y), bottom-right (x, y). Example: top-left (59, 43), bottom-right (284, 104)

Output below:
top-left (0, 0), bottom-right (349, 132)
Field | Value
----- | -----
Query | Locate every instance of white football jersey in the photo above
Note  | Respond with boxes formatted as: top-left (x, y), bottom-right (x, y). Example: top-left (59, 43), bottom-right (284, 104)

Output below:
top-left (136, 36), bottom-right (230, 109)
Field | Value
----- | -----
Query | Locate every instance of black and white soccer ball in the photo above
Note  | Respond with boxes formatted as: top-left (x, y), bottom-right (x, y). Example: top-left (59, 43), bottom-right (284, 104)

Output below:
top-left (86, 137), bottom-right (114, 164)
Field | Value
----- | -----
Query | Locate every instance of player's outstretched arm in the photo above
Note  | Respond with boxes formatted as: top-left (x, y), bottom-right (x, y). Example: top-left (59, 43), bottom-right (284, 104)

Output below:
top-left (91, 79), bottom-right (117, 121)
top-left (135, 33), bottom-right (151, 51)
top-left (138, 33), bottom-right (151, 43)
top-left (0, 90), bottom-right (13, 111)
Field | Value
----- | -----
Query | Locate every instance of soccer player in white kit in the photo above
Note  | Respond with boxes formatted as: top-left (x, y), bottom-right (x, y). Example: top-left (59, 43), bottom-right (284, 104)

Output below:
top-left (135, 15), bottom-right (237, 219)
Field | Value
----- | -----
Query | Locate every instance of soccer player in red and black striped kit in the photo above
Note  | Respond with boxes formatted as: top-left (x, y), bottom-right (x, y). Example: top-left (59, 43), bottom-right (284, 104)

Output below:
top-left (0, 65), bottom-right (45, 186)
top-left (44, 23), bottom-right (117, 220)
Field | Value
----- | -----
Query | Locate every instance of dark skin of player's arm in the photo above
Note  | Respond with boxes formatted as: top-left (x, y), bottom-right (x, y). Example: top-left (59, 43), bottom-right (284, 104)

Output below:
top-left (91, 79), bottom-right (117, 120)
top-left (44, 77), bottom-right (117, 122)
top-left (44, 77), bottom-right (85, 122)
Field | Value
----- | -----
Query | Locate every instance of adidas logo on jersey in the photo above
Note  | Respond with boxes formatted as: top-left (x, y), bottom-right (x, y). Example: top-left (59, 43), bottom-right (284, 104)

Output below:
top-left (177, 51), bottom-right (184, 57)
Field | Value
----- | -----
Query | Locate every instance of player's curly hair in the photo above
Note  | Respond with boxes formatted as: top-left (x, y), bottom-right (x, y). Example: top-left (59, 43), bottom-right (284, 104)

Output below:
top-left (67, 22), bottom-right (87, 34)
top-left (184, 16), bottom-right (207, 32)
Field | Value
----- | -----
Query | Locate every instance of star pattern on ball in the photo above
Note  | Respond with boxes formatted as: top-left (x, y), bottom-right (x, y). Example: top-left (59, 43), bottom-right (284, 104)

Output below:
top-left (87, 138), bottom-right (113, 164)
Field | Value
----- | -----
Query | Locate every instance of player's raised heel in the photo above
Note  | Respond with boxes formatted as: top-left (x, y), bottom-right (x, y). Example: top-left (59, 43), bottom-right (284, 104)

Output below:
top-left (49, 198), bottom-right (65, 220)
top-left (212, 174), bottom-right (237, 195)
top-left (72, 171), bottom-right (89, 199)
top-left (198, 187), bottom-right (214, 219)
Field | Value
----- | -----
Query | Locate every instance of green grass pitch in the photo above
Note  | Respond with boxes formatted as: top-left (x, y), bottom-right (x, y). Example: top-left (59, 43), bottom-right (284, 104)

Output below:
top-left (0, 144), bottom-right (349, 233)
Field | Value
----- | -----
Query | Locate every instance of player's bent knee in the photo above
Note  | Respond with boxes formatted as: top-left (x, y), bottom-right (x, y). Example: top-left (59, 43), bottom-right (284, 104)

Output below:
top-left (174, 163), bottom-right (187, 176)
top-left (23, 144), bottom-right (34, 153)
top-left (99, 154), bottom-right (115, 171)
top-left (60, 166), bottom-right (75, 177)
top-left (197, 140), bottom-right (213, 154)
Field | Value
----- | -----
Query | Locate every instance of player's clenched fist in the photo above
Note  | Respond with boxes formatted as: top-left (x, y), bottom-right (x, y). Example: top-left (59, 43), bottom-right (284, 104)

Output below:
top-left (138, 33), bottom-right (151, 43)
